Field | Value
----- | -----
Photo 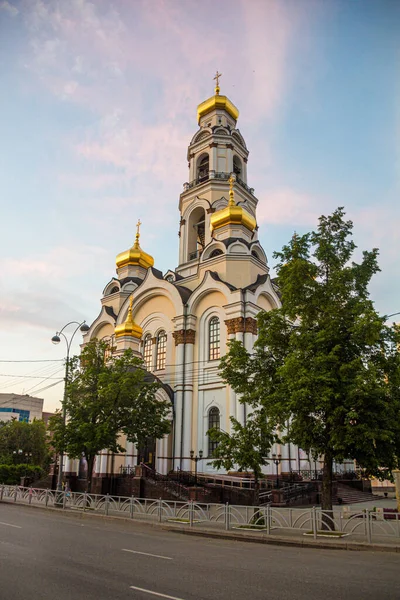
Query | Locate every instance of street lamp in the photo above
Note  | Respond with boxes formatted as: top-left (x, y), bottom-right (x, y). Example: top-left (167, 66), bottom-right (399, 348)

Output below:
top-left (272, 453), bottom-right (281, 489)
top-left (190, 450), bottom-right (203, 487)
top-left (51, 320), bottom-right (89, 496)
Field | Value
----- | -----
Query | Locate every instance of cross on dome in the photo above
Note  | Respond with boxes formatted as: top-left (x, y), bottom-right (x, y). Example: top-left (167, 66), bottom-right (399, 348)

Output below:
top-left (214, 70), bottom-right (222, 95)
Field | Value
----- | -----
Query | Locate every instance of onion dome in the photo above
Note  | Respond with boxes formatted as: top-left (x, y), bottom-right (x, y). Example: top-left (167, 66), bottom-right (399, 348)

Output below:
top-left (197, 72), bottom-right (239, 125)
top-left (115, 295), bottom-right (142, 339)
top-left (116, 220), bottom-right (154, 270)
top-left (210, 174), bottom-right (256, 233)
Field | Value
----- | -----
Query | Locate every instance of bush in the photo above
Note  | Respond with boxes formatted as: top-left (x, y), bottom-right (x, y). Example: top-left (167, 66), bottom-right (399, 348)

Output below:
top-left (0, 464), bottom-right (44, 485)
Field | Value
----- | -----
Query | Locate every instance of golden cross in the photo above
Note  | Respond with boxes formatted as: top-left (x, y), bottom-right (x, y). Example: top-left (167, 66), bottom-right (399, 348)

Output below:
top-left (214, 70), bottom-right (222, 93)
top-left (134, 219), bottom-right (142, 246)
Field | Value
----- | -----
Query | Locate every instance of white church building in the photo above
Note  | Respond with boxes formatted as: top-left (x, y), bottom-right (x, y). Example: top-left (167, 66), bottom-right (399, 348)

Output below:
top-left (68, 79), bottom-right (321, 481)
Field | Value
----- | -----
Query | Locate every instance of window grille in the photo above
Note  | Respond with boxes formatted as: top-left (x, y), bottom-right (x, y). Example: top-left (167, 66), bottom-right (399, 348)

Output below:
top-left (208, 407), bottom-right (220, 456)
top-left (156, 331), bottom-right (167, 370)
top-left (209, 316), bottom-right (220, 361)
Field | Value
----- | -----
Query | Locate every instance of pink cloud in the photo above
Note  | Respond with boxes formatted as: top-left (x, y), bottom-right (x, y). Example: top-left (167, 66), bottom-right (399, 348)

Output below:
top-left (257, 188), bottom-right (323, 226)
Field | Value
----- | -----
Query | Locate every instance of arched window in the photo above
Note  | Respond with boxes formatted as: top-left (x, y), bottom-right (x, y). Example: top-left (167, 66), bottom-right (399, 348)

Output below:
top-left (197, 154), bottom-right (209, 182)
top-left (209, 249), bottom-right (223, 258)
top-left (208, 407), bottom-right (220, 457)
top-left (143, 334), bottom-right (153, 370)
top-left (209, 317), bottom-right (220, 361)
top-left (233, 155), bottom-right (242, 176)
top-left (156, 331), bottom-right (167, 370)
top-left (110, 286), bottom-right (119, 294)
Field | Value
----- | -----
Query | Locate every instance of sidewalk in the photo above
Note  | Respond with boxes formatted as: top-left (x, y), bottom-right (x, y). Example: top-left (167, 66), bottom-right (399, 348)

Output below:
top-left (2, 498), bottom-right (400, 554)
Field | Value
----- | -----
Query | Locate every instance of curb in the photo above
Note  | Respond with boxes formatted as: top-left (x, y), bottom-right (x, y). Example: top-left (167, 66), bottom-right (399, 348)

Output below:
top-left (2, 500), bottom-right (400, 554)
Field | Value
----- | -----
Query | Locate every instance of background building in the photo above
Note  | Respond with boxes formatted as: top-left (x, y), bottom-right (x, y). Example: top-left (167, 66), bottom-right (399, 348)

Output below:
top-left (0, 393), bottom-right (44, 423)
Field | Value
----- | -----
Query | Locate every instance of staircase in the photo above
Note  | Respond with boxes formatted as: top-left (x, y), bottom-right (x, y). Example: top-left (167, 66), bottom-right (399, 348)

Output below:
top-left (334, 483), bottom-right (378, 505)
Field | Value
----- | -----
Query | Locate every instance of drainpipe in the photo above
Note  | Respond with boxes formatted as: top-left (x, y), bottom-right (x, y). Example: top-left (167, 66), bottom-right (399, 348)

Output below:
top-left (242, 288), bottom-right (247, 425)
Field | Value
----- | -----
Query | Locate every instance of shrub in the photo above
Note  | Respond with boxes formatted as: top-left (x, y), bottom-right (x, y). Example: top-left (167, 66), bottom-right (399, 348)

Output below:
top-left (0, 464), bottom-right (44, 485)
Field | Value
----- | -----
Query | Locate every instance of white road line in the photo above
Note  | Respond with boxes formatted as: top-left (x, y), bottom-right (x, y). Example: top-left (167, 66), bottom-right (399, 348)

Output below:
top-left (122, 548), bottom-right (172, 560)
top-left (0, 522), bottom-right (22, 529)
top-left (129, 586), bottom-right (185, 600)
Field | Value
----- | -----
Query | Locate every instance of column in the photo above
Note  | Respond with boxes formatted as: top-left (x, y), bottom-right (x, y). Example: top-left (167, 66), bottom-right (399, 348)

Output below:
top-left (225, 319), bottom-right (237, 425)
top-left (182, 339), bottom-right (194, 471)
top-left (235, 320), bottom-right (245, 426)
top-left (172, 334), bottom-right (185, 470)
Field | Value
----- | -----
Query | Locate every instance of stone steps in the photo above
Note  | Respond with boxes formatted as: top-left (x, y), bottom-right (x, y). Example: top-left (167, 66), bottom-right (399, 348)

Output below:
top-left (335, 483), bottom-right (377, 504)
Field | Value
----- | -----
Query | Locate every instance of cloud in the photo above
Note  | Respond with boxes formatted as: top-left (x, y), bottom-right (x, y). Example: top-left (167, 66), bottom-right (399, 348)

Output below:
top-left (0, 1), bottom-right (18, 16)
top-left (257, 188), bottom-right (323, 227)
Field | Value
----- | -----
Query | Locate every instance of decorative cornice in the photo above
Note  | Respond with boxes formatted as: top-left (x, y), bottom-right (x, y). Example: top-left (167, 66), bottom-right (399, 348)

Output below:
top-left (209, 142), bottom-right (218, 148)
top-left (243, 157), bottom-right (248, 163)
top-left (172, 329), bottom-right (196, 345)
top-left (226, 143), bottom-right (234, 150)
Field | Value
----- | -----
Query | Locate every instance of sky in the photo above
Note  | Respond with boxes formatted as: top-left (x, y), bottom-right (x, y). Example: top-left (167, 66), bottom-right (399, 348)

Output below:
top-left (0, 0), bottom-right (399, 413)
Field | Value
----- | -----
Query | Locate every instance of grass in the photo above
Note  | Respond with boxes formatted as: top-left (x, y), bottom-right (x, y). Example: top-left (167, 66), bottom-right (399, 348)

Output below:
top-left (304, 530), bottom-right (348, 538)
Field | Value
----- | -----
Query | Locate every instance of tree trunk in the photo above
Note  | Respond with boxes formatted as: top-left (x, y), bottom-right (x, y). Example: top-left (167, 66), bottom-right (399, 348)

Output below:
top-left (321, 452), bottom-right (334, 530)
top-left (254, 474), bottom-right (260, 506)
top-left (87, 456), bottom-right (95, 494)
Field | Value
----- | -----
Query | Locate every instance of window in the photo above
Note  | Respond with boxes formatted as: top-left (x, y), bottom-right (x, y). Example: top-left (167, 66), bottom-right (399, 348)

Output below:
top-left (197, 154), bottom-right (209, 182)
top-left (209, 249), bottom-right (223, 258)
top-left (233, 155), bottom-right (242, 176)
top-left (143, 334), bottom-right (153, 370)
top-left (209, 317), bottom-right (220, 361)
top-left (208, 407), bottom-right (220, 456)
top-left (110, 286), bottom-right (119, 294)
top-left (156, 331), bottom-right (167, 370)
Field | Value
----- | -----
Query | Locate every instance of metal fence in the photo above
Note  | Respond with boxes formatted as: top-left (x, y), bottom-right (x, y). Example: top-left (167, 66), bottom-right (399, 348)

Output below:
top-left (1, 485), bottom-right (399, 545)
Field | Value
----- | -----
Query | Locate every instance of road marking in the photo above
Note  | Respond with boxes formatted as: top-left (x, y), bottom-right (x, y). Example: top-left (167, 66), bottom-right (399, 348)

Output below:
top-left (122, 548), bottom-right (172, 560)
top-left (0, 522), bottom-right (22, 529)
top-left (129, 586), bottom-right (185, 599)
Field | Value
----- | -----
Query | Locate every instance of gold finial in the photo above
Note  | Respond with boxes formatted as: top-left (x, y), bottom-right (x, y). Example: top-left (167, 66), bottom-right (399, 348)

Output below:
top-left (134, 219), bottom-right (142, 248)
top-left (214, 70), bottom-right (222, 95)
top-left (228, 173), bottom-right (235, 206)
top-left (127, 294), bottom-right (134, 321)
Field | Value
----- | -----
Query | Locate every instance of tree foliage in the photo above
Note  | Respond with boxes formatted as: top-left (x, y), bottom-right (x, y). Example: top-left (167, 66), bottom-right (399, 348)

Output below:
top-left (49, 340), bottom-right (171, 491)
top-left (219, 208), bottom-right (400, 511)
top-left (0, 418), bottom-right (50, 469)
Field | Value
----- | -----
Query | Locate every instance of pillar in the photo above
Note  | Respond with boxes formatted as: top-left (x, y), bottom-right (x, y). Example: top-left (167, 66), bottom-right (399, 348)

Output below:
top-left (182, 339), bottom-right (194, 471)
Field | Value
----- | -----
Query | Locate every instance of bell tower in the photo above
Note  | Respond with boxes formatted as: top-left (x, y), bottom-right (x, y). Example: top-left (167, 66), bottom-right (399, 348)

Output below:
top-left (176, 74), bottom-right (267, 283)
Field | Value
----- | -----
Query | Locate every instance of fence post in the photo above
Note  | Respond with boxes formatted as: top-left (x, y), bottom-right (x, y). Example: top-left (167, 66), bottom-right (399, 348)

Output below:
top-left (29, 487), bottom-right (33, 505)
top-left (105, 493), bottom-right (110, 516)
top-left (397, 513), bottom-right (400, 539)
top-left (45, 488), bottom-right (49, 507)
top-left (0, 485), bottom-right (3, 501)
top-left (225, 503), bottom-right (230, 531)
top-left (366, 509), bottom-right (372, 544)
top-left (130, 495), bottom-right (134, 519)
top-left (189, 500), bottom-right (194, 527)
top-left (158, 497), bottom-right (162, 523)
top-left (83, 492), bottom-right (87, 512)
top-left (14, 486), bottom-right (17, 503)
top-left (312, 506), bottom-right (317, 540)
top-left (62, 490), bottom-right (67, 510)
top-left (266, 504), bottom-right (271, 535)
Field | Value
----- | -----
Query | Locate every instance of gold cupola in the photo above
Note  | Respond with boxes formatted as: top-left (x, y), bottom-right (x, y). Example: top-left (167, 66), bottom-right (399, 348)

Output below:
top-left (197, 71), bottom-right (239, 125)
top-left (115, 295), bottom-right (142, 339)
top-left (210, 174), bottom-right (256, 233)
top-left (116, 220), bottom-right (154, 270)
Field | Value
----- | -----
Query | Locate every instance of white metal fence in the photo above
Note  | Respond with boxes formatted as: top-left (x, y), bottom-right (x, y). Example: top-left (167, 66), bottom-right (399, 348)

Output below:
top-left (1, 485), bottom-right (399, 545)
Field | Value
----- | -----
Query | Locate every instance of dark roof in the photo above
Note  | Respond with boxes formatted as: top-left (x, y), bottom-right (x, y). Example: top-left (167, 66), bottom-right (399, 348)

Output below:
top-left (209, 271), bottom-right (237, 291)
top-left (104, 305), bottom-right (117, 320)
top-left (174, 284), bottom-right (192, 303)
top-left (151, 267), bottom-right (164, 280)
top-left (119, 276), bottom-right (144, 288)
top-left (243, 274), bottom-right (269, 293)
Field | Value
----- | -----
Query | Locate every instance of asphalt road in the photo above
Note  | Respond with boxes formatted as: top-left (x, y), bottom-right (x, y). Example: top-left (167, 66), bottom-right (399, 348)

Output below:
top-left (1, 503), bottom-right (400, 600)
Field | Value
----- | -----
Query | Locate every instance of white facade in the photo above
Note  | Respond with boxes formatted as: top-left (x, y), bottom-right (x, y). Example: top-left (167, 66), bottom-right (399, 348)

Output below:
top-left (80, 85), bottom-right (324, 478)
top-left (0, 393), bottom-right (44, 423)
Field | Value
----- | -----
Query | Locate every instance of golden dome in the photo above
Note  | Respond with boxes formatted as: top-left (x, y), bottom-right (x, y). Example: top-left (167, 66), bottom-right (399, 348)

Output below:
top-left (210, 175), bottom-right (256, 233)
top-left (197, 73), bottom-right (239, 125)
top-left (116, 220), bottom-right (154, 270)
top-left (115, 295), bottom-right (143, 339)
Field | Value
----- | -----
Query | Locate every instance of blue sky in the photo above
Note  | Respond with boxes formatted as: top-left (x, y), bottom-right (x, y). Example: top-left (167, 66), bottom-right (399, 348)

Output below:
top-left (0, 0), bottom-right (399, 412)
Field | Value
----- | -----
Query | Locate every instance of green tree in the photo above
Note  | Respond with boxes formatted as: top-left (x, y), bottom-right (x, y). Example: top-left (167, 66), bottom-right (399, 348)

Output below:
top-left (49, 340), bottom-right (171, 492)
top-left (208, 410), bottom-right (276, 504)
top-left (0, 418), bottom-right (50, 469)
top-left (219, 208), bottom-right (400, 517)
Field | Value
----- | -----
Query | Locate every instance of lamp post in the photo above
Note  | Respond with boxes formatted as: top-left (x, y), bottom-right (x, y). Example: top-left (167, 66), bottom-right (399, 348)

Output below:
top-left (190, 450), bottom-right (203, 486)
top-left (51, 320), bottom-right (89, 496)
top-left (272, 453), bottom-right (281, 489)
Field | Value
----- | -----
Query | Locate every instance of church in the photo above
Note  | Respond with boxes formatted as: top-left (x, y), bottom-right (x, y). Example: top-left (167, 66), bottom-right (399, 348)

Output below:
top-left (73, 76), bottom-right (314, 481)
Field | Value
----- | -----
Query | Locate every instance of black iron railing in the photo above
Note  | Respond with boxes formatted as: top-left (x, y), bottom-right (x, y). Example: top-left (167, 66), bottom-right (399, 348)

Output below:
top-left (184, 172), bottom-right (254, 194)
